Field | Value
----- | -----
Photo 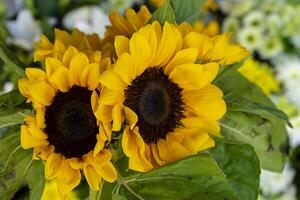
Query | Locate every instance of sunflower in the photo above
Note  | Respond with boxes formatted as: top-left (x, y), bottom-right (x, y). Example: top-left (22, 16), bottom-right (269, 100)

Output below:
top-left (183, 31), bottom-right (250, 65)
top-left (97, 21), bottom-right (246, 172)
top-left (105, 5), bottom-right (151, 41)
top-left (179, 20), bottom-right (220, 38)
top-left (34, 28), bottom-right (113, 62)
top-left (19, 46), bottom-right (117, 198)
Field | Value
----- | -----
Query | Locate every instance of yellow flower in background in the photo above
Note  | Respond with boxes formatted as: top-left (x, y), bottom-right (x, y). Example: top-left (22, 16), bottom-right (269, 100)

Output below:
top-left (239, 59), bottom-right (279, 95)
top-left (183, 31), bottom-right (250, 65)
top-left (34, 29), bottom-right (113, 62)
top-left (19, 46), bottom-right (117, 198)
top-left (41, 180), bottom-right (78, 200)
top-left (98, 22), bottom-right (226, 172)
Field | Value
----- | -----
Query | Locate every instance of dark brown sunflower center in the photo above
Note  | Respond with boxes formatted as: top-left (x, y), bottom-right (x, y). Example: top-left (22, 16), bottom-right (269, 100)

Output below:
top-left (45, 85), bottom-right (98, 158)
top-left (124, 67), bottom-right (184, 144)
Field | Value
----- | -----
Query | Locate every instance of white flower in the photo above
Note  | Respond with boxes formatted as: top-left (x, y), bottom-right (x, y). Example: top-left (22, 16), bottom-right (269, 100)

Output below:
top-left (279, 186), bottom-right (297, 200)
top-left (217, 0), bottom-right (256, 16)
top-left (258, 35), bottom-right (283, 59)
top-left (5, 9), bottom-right (41, 51)
top-left (222, 17), bottom-right (240, 36)
top-left (288, 116), bottom-right (300, 148)
top-left (238, 27), bottom-right (262, 51)
top-left (276, 56), bottom-right (300, 108)
top-left (5, 0), bottom-right (24, 18)
top-left (260, 165), bottom-right (295, 195)
top-left (243, 11), bottom-right (265, 30)
top-left (101, 0), bottom-right (143, 13)
top-left (63, 6), bottom-right (110, 37)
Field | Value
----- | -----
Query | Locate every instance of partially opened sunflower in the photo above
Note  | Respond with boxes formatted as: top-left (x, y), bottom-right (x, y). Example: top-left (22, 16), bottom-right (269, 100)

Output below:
top-left (97, 21), bottom-right (249, 172)
top-left (19, 33), bottom-right (117, 198)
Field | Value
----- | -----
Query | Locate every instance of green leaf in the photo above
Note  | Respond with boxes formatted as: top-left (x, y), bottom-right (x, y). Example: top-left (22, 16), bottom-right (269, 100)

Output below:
top-left (148, 0), bottom-right (176, 24)
top-left (0, 42), bottom-right (25, 76)
top-left (0, 90), bottom-right (26, 108)
top-left (210, 141), bottom-right (260, 200)
top-left (25, 160), bottom-right (45, 200)
top-left (224, 93), bottom-right (290, 125)
top-left (0, 108), bottom-right (26, 128)
top-left (0, 131), bottom-right (33, 199)
top-left (0, 129), bottom-right (45, 199)
top-left (100, 182), bottom-right (117, 200)
top-left (215, 68), bottom-right (288, 172)
top-left (170, 0), bottom-right (206, 24)
top-left (113, 154), bottom-right (236, 200)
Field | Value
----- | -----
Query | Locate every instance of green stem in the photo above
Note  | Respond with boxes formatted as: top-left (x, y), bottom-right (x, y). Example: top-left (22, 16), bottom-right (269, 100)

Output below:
top-left (89, 181), bottom-right (103, 200)
top-left (116, 171), bottom-right (145, 200)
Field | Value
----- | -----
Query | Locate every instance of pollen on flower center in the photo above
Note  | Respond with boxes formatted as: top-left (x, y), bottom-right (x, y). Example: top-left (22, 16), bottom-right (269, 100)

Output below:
top-left (124, 67), bottom-right (184, 144)
top-left (45, 86), bottom-right (98, 158)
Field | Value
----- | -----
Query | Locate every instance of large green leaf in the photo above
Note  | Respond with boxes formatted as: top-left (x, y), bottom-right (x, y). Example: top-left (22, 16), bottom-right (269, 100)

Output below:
top-left (224, 93), bottom-right (290, 124)
top-left (147, 0), bottom-right (206, 25)
top-left (170, 0), bottom-right (206, 24)
top-left (112, 153), bottom-right (236, 200)
top-left (214, 67), bottom-right (288, 172)
top-left (210, 141), bottom-right (260, 200)
top-left (148, 0), bottom-right (176, 24)
top-left (0, 130), bottom-right (45, 199)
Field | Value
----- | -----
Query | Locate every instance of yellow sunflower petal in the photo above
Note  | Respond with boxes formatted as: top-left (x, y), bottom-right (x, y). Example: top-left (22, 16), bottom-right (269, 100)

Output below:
top-left (154, 22), bottom-right (180, 66)
top-left (122, 127), bottom-right (153, 172)
top-left (45, 153), bottom-right (63, 179)
top-left (36, 108), bottom-right (46, 129)
top-left (129, 33), bottom-right (151, 74)
top-left (169, 63), bottom-right (213, 91)
top-left (69, 53), bottom-right (89, 85)
top-left (83, 165), bottom-right (102, 191)
top-left (166, 138), bottom-right (190, 162)
top-left (91, 90), bottom-right (99, 113)
top-left (115, 36), bottom-right (130, 57)
top-left (124, 106), bottom-right (138, 130)
top-left (80, 63), bottom-right (100, 90)
top-left (100, 70), bottom-right (126, 91)
top-left (92, 149), bottom-right (112, 168)
top-left (183, 85), bottom-right (226, 120)
top-left (95, 162), bottom-right (117, 183)
top-left (26, 68), bottom-right (46, 81)
top-left (45, 57), bottom-right (62, 77)
top-left (221, 45), bottom-right (250, 65)
top-left (201, 62), bottom-right (219, 82)
top-left (56, 161), bottom-right (81, 198)
top-left (62, 46), bottom-right (79, 67)
top-left (183, 32), bottom-right (213, 61)
top-left (48, 66), bottom-right (70, 92)
top-left (112, 104), bottom-right (124, 131)
top-left (28, 81), bottom-right (56, 106)
top-left (151, 144), bottom-right (165, 166)
top-left (113, 52), bottom-right (138, 84)
top-left (99, 88), bottom-right (124, 106)
top-left (20, 125), bottom-right (48, 149)
top-left (164, 48), bottom-right (198, 75)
